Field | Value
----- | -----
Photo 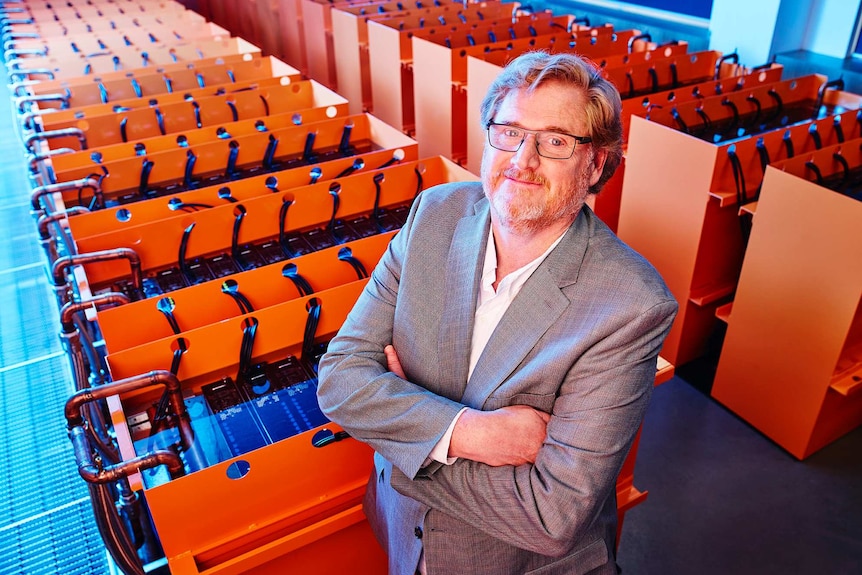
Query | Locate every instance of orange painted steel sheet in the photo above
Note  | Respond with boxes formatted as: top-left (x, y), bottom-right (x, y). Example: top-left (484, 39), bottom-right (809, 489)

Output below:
top-left (711, 166), bottom-right (862, 459)
top-left (4, 9), bottom-right (208, 38)
top-left (39, 80), bottom-right (349, 151)
top-left (18, 55), bottom-right (301, 110)
top-left (6, 21), bottom-right (231, 55)
top-left (366, 0), bottom-right (516, 132)
top-left (412, 28), bottom-right (639, 161)
top-left (49, 114), bottom-right (409, 203)
top-left (72, 156), bottom-right (477, 285)
top-left (10, 37), bottom-right (262, 80)
top-left (31, 76), bottom-right (292, 128)
top-left (276, 0), bottom-right (308, 75)
top-left (329, 0), bottom-right (493, 114)
top-left (104, 280), bottom-right (387, 573)
top-left (97, 232), bottom-right (395, 351)
top-left (617, 75), bottom-right (862, 367)
top-left (67, 146), bottom-right (419, 238)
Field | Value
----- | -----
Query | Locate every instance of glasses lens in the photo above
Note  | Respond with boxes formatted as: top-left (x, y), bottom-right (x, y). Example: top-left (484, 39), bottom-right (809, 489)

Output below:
top-left (488, 124), bottom-right (522, 152)
top-left (488, 124), bottom-right (577, 158)
top-left (536, 132), bottom-right (576, 159)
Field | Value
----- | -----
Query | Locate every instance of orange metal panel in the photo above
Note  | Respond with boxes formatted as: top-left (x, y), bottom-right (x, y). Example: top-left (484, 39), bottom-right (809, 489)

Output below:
top-left (712, 167), bottom-right (862, 458)
top-left (97, 232), bottom-right (396, 351)
top-left (68, 146), bottom-right (419, 238)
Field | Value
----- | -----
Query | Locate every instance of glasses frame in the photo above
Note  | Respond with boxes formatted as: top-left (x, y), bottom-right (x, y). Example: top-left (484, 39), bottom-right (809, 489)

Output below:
top-left (486, 121), bottom-right (592, 160)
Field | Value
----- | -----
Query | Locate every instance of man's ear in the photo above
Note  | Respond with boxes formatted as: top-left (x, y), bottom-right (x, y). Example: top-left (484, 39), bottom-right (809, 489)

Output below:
top-left (588, 148), bottom-right (608, 187)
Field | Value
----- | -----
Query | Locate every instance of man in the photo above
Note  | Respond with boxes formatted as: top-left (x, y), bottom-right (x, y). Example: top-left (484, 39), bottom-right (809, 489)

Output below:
top-left (317, 51), bottom-right (677, 574)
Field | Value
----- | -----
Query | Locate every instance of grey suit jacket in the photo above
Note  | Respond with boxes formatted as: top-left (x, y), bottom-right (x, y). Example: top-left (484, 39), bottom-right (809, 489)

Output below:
top-left (318, 181), bottom-right (678, 575)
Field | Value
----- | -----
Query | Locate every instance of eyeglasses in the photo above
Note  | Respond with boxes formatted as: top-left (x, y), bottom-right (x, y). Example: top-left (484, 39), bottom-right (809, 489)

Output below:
top-left (486, 121), bottom-right (592, 159)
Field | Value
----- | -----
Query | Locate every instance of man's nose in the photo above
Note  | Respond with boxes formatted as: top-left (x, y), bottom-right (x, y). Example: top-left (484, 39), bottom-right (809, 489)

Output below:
top-left (511, 133), bottom-right (541, 168)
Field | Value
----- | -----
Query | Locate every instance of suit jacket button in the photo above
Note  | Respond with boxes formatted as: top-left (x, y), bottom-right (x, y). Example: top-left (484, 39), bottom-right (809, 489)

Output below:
top-left (414, 527), bottom-right (423, 539)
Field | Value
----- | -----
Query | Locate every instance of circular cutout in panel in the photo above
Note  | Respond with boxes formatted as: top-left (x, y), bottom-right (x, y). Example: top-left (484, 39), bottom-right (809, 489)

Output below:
top-left (169, 336), bottom-right (189, 353)
top-left (312, 428), bottom-right (335, 448)
top-left (759, 71), bottom-right (767, 83)
top-left (326, 106), bottom-right (337, 118)
top-left (116, 208), bottom-right (132, 222)
top-left (243, 53), bottom-right (253, 61)
top-left (280, 76), bottom-right (292, 86)
top-left (226, 460), bottom-right (251, 479)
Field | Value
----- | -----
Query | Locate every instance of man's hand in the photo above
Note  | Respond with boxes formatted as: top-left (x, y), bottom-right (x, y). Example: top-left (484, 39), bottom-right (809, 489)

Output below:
top-left (385, 344), bottom-right (549, 467)
top-left (384, 345), bottom-right (406, 378)
top-left (449, 406), bottom-right (550, 466)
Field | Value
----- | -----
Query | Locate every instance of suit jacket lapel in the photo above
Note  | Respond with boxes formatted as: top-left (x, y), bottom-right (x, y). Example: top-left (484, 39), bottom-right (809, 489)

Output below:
top-left (461, 208), bottom-right (592, 408)
top-left (437, 198), bottom-right (490, 402)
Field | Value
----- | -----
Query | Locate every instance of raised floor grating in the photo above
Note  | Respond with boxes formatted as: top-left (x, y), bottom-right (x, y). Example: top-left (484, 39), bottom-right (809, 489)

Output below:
top-left (0, 63), bottom-right (111, 575)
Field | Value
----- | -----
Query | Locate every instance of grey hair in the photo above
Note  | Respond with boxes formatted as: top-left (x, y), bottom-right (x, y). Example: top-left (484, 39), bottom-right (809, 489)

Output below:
top-left (479, 51), bottom-right (623, 194)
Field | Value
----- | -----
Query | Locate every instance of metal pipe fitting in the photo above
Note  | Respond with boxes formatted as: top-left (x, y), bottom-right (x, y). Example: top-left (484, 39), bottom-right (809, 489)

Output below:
top-left (68, 425), bottom-right (184, 483)
top-left (52, 249), bottom-right (142, 296)
top-left (24, 127), bottom-right (86, 154)
top-left (8, 67), bottom-right (55, 82)
top-left (59, 292), bottom-right (130, 333)
top-left (16, 92), bottom-right (68, 113)
top-left (37, 205), bottom-right (89, 239)
top-left (4, 47), bottom-right (47, 60)
top-left (30, 176), bottom-right (100, 212)
top-left (28, 146), bottom-right (73, 173)
top-left (65, 370), bottom-right (194, 481)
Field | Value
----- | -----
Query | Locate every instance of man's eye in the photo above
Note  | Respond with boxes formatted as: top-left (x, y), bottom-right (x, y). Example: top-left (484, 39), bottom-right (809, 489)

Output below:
top-left (502, 128), bottom-right (522, 138)
top-left (546, 135), bottom-right (568, 147)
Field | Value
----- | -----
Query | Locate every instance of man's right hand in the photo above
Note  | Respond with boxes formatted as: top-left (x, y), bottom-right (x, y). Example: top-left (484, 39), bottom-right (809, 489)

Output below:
top-left (449, 405), bottom-right (550, 467)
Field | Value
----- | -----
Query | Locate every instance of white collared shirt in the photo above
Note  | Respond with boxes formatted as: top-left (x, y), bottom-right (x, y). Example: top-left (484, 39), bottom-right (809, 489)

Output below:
top-left (426, 226), bottom-right (566, 464)
top-left (419, 226), bottom-right (565, 574)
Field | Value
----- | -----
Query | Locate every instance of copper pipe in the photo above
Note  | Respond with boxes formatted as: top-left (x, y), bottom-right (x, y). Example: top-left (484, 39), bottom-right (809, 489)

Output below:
top-left (28, 146), bottom-right (73, 173)
top-left (8, 67), bottom-right (56, 82)
top-left (14, 92), bottom-right (64, 113)
top-left (52, 248), bottom-right (142, 293)
top-left (65, 370), bottom-right (197, 483)
top-left (37, 206), bottom-right (89, 239)
top-left (30, 176), bottom-right (100, 211)
top-left (24, 127), bottom-right (87, 154)
top-left (69, 425), bottom-right (184, 483)
top-left (59, 292), bottom-right (130, 333)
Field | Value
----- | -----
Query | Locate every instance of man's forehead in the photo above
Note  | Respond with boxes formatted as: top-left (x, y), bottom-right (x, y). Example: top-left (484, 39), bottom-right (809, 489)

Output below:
top-left (494, 84), bottom-right (587, 129)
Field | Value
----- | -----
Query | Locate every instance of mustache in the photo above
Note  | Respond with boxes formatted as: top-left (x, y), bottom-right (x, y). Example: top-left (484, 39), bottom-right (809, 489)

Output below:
top-left (500, 168), bottom-right (547, 186)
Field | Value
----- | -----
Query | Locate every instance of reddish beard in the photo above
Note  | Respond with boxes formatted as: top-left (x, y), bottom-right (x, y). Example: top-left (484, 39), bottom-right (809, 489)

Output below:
top-left (482, 166), bottom-right (589, 234)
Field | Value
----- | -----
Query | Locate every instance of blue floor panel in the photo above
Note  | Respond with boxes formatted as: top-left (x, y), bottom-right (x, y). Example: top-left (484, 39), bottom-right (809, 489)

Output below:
top-left (0, 67), bottom-right (111, 575)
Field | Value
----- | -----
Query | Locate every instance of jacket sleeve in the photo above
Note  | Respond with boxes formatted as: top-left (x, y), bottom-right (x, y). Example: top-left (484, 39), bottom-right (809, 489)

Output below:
top-left (389, 298), bottom-right (678, 557)
top-left (317, 190), bottom-right (467, 479)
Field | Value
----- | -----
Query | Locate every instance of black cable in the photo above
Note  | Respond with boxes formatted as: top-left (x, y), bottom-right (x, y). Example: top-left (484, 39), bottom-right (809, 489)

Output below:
top-left (278, 198), bottom-right (296, 257)
top-left (372, 172), bottom-right (385, 230)
top-left (221, 279), bottom-right (255, 314)
top-left (414, 167), bottom-right (424, 198)
top-left (335, 157), bottom-right (364, 178)
top-left (809, 123), bottom-right (823, 150)
top-left (183, 149), bottom-right (198, 189)
top-left (832, 153), bottom-right (850, 190)
top-left (263, 134), bottom-right (279, 171)
top-left (338, 247), bottom-right (368, 279)
top-left (834, 115), bottom-right (845, 143)
top-left (231, 205), bottom-right (248, 269)
top-left (327, 183), bottom-right (342, 243)
top-left (282, 263), bottom-right (314, 296)
top-left (804, 160), bottom-right (824, 186)
top-left (178, 222), bottom-right (196, 285)
top-left (138, 158), bottom-right (154, 197)
top-left (302, 298), bottom-right (321, 362)
top-left (782, 130), bottom-right (795, 159)
top-left (225, 140), bottom-right (240, 180)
